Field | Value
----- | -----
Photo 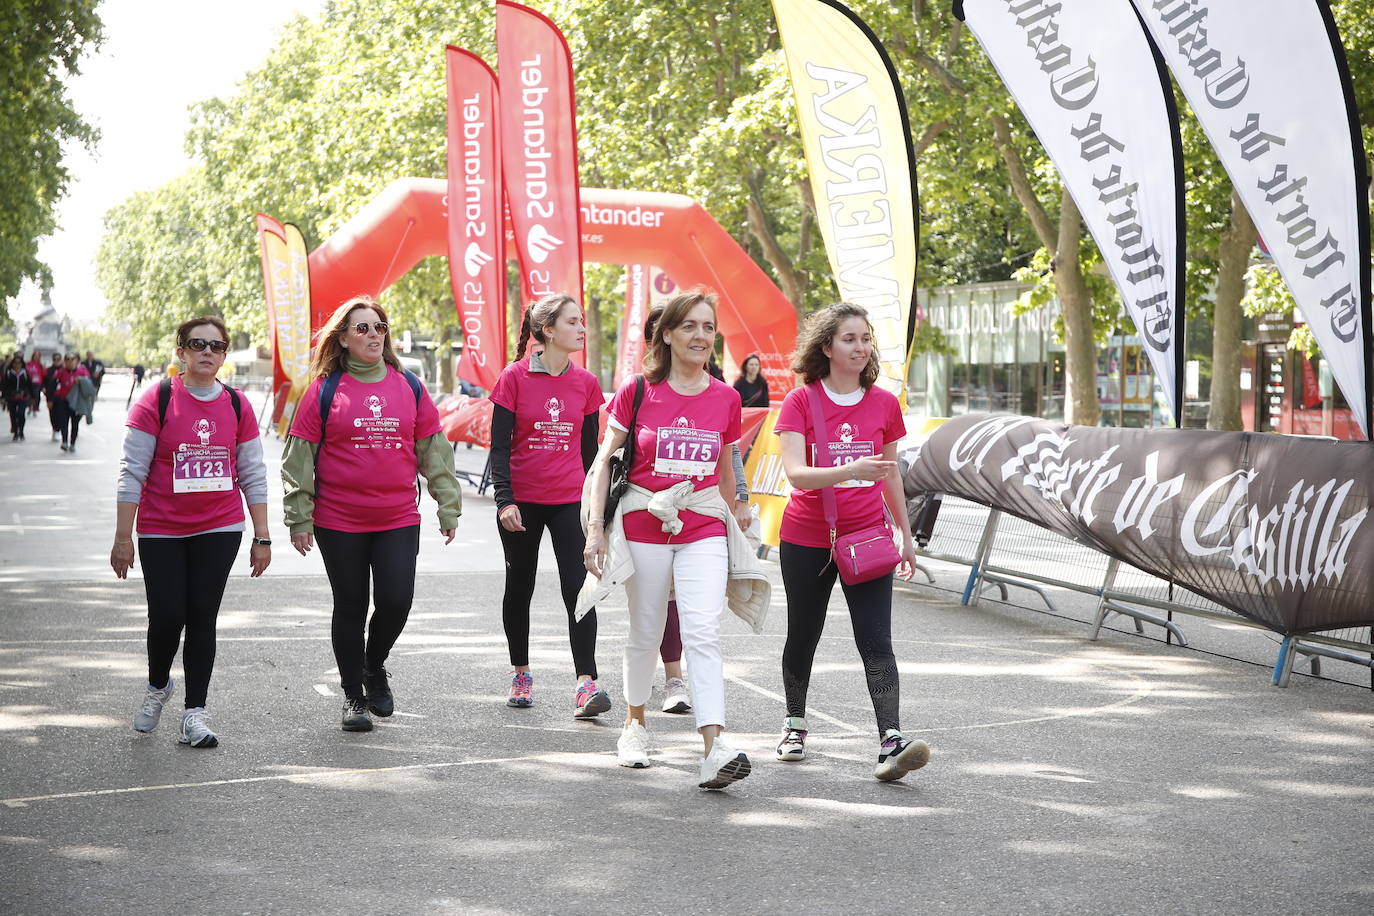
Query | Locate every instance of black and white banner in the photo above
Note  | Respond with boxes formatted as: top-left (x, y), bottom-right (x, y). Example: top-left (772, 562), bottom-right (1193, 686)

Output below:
top-left (905, 414), bottom-right (1374, 634)
top-left (956, 0), bottom-right (1186, 423)
top-left (1130, 0), bottom-right (1372, 440)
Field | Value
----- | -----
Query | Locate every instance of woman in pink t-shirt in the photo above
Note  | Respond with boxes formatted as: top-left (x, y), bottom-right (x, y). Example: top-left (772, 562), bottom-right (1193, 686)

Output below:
top-left (112, 316), bottom-right (272, 749)
top-left (283, 296), bottom-right (462, 734)
top-left (583, 290), bottom-right (752, 790)
top-left (489, 294), bottom-right (610, 717)
top-left (773, 303), bottom-right (929, 782)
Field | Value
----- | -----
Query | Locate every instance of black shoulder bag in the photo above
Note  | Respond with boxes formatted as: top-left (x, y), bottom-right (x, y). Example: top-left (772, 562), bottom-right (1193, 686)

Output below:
top-left (603, 375), bottom-right (645, 524)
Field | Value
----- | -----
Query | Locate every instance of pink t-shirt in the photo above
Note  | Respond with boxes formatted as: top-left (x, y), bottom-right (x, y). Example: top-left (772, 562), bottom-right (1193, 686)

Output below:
top-left (127, 378), bottom-right (260, 536)
top-left (774, 383), bottom-right (906, 548)
top-left (289, 368), bottom-right (442, 533)
top-left (608, 376), bottom-right (742, 544)
top-left (489, 357), bottom-right (604, 505)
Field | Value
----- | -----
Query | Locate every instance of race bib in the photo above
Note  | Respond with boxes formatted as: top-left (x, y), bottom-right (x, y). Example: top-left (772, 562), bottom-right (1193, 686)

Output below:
top-left (173, 445), bottom-right (233, 493)
top-left (814, 440), bottom-right (876, 488)
top-left (654, 427), bottom-right (721, 478)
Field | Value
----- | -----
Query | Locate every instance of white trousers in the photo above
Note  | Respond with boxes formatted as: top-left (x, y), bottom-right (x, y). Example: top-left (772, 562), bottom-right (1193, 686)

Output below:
top-left (624, 536), bottom-right (728, 729)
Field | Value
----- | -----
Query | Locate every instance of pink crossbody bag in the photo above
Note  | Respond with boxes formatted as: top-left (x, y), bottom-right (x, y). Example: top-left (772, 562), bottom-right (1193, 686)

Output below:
top-left (806, 382), bottom-right (901, 585)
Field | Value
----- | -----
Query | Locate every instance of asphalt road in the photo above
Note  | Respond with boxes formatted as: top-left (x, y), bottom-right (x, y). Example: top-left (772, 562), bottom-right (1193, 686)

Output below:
top-left (1, 376), bottom-right (1371, 915)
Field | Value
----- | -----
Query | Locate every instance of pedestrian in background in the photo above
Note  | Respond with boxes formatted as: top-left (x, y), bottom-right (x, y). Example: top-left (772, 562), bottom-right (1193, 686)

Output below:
top-left (772, 302), bottom-right (928, 782)
top-left (489, 293), bottom-right (610, 717)
top-left (54, 353), bottom-right (92, 452)
top-left (25, 351), bottom-right (44, 416)
top-left (733, 353), bottom-right (769, 409)
top-left (43, 353), bottom-right (62, 441)
top-left (112, 316), bottom-right (272, 749)
top-left (283, 295), bottom-right (461, 733)
top-left (3, 355), bottom-right (35, 441)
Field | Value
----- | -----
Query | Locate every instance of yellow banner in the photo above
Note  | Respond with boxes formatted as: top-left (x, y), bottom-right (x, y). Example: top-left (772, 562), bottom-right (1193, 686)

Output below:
top-left (772, 0), bottom-right (919, 400)
top-left (742, 408), bottom-right (791, 548)
top-left (281, 224), bottom-right (313, 389)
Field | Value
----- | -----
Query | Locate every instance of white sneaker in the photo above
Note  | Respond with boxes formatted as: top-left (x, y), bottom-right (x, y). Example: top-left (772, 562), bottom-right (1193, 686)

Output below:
top-left (178, 707), bottom-right (219, 748)
top-left (776, 716), bottom-right (808, 761)
top-left (661, 677), bottom-right (691, 714)
top-left (133, 679), bottom-right (174, 733)
top-left (617, 722), bottom-right (651, 768)
top-left (698, 739), bottom-right (751, 790)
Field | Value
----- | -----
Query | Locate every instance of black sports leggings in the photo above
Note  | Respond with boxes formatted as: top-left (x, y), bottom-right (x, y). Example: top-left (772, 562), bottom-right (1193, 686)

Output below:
top-left (7, 401), bottom-right (26, 436)
top-left (497, 501), bottom-right (598, 680)
top-left (316, 524), bottom-right (420, 698)
top-left (54, 399), bottom-right (80, 445)
top-left (779, 540), bottom-right (901, 737)
top-left (140, 531), bottom-right (242, 709)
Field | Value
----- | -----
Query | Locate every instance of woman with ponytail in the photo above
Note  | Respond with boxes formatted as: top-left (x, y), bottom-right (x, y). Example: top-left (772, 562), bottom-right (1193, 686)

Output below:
top-left (488, 294), bottom-right (610, 717)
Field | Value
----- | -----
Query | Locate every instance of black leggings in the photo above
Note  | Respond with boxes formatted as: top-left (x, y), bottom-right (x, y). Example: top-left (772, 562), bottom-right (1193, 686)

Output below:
top-left (779, 540), bottom-right (901, 737)
top-left (53, 400), bottom-right (80, 445)
top-left (498, 501), bottom-right (598, 679)
top-left (140, 532), bottom-right (242, 708)
top-left (316, 524), bottom-right (420, 698)
top-left (7, 401), bottom-right (26, 436)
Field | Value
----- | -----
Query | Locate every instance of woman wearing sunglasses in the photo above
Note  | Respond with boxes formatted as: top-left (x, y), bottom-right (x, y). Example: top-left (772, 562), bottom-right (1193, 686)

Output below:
top-left (113, 316), bottom-right (271, 748)
top-left (283, 296), bottom-right (461, 733)
top-left (488, 294), bottom-right (610, 716)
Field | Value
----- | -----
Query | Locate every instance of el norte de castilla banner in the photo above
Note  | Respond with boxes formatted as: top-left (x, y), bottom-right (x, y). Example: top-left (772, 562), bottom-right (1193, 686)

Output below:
top-left (905, 414), bottom-right (1374, 635)
top-left (1129, 0), bottom-right (1372, 440)
top-left (772, 0), bottom-right (920, 401)
top-left (957, 0), bottom-right (1187, 424)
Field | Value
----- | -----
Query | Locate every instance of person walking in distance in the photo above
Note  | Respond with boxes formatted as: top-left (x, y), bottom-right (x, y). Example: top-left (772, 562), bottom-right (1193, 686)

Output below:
top-left (489, 294), bottom-right (611, 717)
top-left (772, 303), bottom-right (928, 781)
top-left (112, 316), bottom-right (272, 748)
top-left (53, 353), bottom-right (92, 452)
top-left (580, 290), bottom-right (770, 790)
top-left (3, 355), bottom-right (35, 441)
top-left (282, 296), bottom-right (462, 733)
top-left (42, 353), bottom-right (62, 441)
top-left (25, 351), bottom-right (44, 416)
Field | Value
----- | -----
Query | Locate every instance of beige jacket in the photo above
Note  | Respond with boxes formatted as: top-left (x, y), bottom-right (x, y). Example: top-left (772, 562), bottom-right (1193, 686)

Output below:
top-left (575, 481), bottom-right (771, 633)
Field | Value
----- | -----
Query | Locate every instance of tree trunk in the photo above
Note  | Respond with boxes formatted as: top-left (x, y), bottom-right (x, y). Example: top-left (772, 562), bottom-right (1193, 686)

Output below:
top-left (585, 290), bottom-right (604, 387)
top-left (437, 323), bottom-right (455, 395)
top-left (1054, 190), bottom-right (1100, 427)
top-left (1208, 190), bottom-right (1255, 430)
top-left (744, 171), bottom-right (808, 314)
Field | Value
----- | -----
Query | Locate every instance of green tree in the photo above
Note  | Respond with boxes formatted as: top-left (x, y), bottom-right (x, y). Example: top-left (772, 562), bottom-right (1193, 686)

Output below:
top-left (0, 0), bottom-right (103, 320)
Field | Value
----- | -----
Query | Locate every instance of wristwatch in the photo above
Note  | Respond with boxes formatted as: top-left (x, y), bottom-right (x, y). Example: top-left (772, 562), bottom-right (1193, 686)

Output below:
top-left (252, 537), bottom-right (272, 546)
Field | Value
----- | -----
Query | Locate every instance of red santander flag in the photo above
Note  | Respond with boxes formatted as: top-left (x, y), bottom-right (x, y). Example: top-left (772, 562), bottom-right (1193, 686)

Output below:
top-left (496, 0), bottom-right (585, 366)
top-left (446, 46), bottom-right (506, 392)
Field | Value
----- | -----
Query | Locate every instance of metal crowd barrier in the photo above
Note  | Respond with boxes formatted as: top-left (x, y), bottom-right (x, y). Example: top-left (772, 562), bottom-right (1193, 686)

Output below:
top-left (909, 495), bottom-right (1374, 690)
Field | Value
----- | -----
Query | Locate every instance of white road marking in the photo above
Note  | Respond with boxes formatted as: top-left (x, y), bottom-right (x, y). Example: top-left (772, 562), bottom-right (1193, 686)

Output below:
top-left (312, 684), bottom-right (334, 697)
top-left (725, 673), bottom-right (868, 735)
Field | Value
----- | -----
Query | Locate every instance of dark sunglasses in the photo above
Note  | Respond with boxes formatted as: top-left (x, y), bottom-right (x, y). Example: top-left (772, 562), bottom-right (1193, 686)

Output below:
top-left (351, 321), bottom-right (389, 336)
top-left (184, 338), bottom-right (229, 353)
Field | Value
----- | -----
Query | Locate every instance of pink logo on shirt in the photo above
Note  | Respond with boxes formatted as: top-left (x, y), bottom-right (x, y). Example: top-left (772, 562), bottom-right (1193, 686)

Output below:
top-left (837, 422), bottom-right (856, 443)
top-left (544, 396), bottom-right (564, 423)
top-left (193, 418), bottom-right (217, 446)
top-left (365, 394), bottom-right (388, 418)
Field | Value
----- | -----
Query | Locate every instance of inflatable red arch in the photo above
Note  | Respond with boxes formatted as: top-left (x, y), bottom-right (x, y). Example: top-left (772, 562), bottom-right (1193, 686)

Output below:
top-left (304, 178), bottom-right (797, 399)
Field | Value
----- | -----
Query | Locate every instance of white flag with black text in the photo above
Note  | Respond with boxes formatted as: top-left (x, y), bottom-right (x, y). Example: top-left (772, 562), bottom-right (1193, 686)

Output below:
top-left (1130, 0), bottom-right (1371, 439)
top-left (957, 0), bottom-right (1187, 423)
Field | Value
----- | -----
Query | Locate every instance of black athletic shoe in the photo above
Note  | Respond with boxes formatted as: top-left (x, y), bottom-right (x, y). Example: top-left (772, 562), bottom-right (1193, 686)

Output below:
top-left (341, 697), bottom-right (373, 732)
top-left (364, 667), bottom-right (394, 717)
